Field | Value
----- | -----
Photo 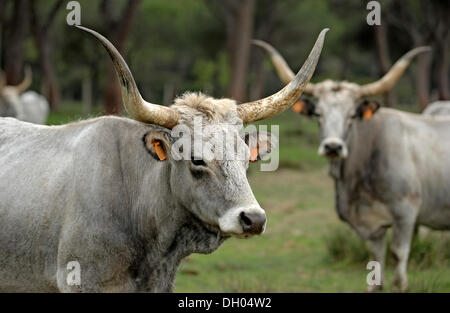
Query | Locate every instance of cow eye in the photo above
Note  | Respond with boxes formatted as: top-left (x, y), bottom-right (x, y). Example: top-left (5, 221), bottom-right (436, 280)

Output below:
top-left (191, 157), bottom-right (206, 167)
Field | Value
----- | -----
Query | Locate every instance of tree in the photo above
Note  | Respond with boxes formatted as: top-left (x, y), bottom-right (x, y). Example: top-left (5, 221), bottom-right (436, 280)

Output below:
top-left (4, 0), bottom-right (28, 85)
top-left (433, 3), bottom-right (449, 100)
top-left (386, 0), bottom-right (449, 109)
top-left (30, 0), bottom-right (65, 110)
top-left (374, 23), bottom-right (395, 107)
top-left (217, 0), bottom-right (255, 102)
top-left (249, 0), bottom-right (278, 101)
top-left (100, 0), bottom-right (140, 114)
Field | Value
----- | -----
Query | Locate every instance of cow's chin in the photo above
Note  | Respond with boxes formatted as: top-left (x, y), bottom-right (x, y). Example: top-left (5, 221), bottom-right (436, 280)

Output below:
top-left (324, 153), bottom-right (347, 160)
top-left (205, 222), bottom-right (253, 239)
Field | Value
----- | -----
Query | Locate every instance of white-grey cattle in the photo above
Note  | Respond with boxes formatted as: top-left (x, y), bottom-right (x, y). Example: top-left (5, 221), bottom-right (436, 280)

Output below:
top-left (422, 101), bottom-right (450, 116)
top-left (0, 67), bottom-right (49, 124)
top-left (0, 26), bottom-right (327, 292)
top-left (255, 40), bottom-right (448, 291)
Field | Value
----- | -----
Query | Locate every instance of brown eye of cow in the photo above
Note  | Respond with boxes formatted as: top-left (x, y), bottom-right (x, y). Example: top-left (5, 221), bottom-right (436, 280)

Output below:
top-left (191, 157), bottom-right (206, 167)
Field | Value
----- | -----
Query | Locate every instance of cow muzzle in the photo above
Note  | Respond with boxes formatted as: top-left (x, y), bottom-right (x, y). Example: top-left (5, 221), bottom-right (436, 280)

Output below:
top-left (218, 206), bottom-right (267, 236)
top-left (318, 137), bottom-right (348, 159)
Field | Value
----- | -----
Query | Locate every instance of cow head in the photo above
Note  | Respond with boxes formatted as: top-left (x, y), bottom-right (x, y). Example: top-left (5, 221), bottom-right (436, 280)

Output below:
top-left (254, 40), bottom-right (430, 160)
top-left (78, 26), bottom-right (327, 237)
top-left (0, 67), bottom-right (32, 118)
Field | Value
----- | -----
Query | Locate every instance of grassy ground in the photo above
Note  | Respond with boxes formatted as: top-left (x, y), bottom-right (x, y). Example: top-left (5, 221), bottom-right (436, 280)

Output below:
top-left (48, 102), bottom-right (450, 292)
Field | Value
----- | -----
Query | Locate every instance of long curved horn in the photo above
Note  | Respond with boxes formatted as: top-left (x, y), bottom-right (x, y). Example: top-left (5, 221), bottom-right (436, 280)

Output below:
top-left (76, 26), bottom-right (180, 129)
top-left (359, 46), bottom-right (431, 96)
top-left (238, 28), bottom-right (328, 123)
top-left (15, 65), bottom-right (32, 94)
top-left (252, 39), bottom-right (316, 95)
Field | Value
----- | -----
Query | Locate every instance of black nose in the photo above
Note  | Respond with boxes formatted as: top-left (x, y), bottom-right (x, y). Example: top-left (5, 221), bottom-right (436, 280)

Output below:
top-left (239, 211), bottom-right (266, 234)
top-left (324, 143), bottom-right (342, 156)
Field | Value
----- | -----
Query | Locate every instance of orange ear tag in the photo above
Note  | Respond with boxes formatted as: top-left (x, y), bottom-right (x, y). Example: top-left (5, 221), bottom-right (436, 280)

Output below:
top-left (153, 141), bottom-right (167, 161)
top-left (292, 101), bottom-right (303, 113)
top-left (363, 109), bottom-right (374, 120)
top-left (250, 147), bottom-right (258, 162)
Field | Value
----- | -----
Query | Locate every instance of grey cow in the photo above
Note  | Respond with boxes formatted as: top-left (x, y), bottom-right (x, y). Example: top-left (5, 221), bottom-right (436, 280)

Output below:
top-left (255, 40), bottom-right (449, 291)
top-left (422, 101), bottom-right (450, 116)
top-left (0, 27), bottom-right (327, 292)
top-left (0, 67), bottom-right (49, 124)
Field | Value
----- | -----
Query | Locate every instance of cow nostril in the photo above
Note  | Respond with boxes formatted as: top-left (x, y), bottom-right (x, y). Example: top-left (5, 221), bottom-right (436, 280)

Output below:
top-left (325, 143), bottom-right (342, 154)
top-left (240, 212), bottom-right (252, 227)
top-left (239, 211), bottom-right (266, 234)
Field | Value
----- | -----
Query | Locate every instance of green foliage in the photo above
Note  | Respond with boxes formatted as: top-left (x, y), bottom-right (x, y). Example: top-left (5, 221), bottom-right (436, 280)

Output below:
top-left (324, 226), bottom-right (370, 265)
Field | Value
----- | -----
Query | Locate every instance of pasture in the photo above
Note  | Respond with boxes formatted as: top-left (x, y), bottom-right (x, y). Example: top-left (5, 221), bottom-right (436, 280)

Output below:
top-left (49, 102), bottom-right (450, 293)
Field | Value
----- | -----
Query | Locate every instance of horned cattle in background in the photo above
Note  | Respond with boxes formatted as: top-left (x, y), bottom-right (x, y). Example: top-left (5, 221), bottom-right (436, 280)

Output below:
top-left (0, 67), bottom-right (49, 124)
top-left (422, 101), bottom-right (450, 116)
top-left (255, 40), bottom-right (450, 292)
top-left (0, 27), bottom-right (328, 292)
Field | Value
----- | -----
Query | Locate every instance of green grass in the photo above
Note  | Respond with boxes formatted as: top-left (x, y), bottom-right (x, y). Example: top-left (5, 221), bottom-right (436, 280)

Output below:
top-left (48, 101), bottom-right (450, 292)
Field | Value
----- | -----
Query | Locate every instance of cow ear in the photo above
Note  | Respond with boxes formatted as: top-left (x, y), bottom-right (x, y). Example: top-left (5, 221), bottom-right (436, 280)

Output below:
top-left (356, 100), bottom-right (380, 120)
top-left (292, 98), bottom-right (316, 116)
top-left (143, 131), bottom-right (172, 161)
top-left (244, 131), bottom-right (277, 162)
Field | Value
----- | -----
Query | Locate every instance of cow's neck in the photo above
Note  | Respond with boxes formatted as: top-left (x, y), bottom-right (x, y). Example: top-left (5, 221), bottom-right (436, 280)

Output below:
top-left (328, 119), bottom-right (378, 222)
top-left (130, 167), bottom-right (227, 292)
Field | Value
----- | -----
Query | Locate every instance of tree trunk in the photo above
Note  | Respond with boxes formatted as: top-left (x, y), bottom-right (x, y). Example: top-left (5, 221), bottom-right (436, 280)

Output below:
top-left (436, 32), bottom-right (449, 100)
top-left (4, 0), bottom-right (28, 85)
top-left (101, 0), bottom-right (140, 115)
top-left (30, 0), bottom-right (65, 110)
top-left (374, 23), bottom-right (395, 107)
top-left (82, 70), bottom-right (93, 114)
top-left (38, 37), bottom-right (60, 107)
top-left (220, 0), bottom-right (254, 103)
top-left (249, 0), bottom-right (277, 100)
top-left (416, 52), bottom-right (432, 110)
top-left (249, 51), bottom-right (267, 101)
top-left (0, 0), bottom-right (7, 66)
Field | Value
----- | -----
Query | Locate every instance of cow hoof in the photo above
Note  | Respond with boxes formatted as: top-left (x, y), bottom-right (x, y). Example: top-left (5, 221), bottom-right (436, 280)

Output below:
top-left (393, 278), bottom-right (408, 292)
top-left (367, 284), bottom-right (383, 293)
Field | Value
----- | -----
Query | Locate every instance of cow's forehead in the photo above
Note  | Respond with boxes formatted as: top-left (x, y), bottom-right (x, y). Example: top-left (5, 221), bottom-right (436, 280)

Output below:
top-left (168, 92), bottom-right (244, 147)
top-left (314, 80), bottom-right (360, 98)
top-left (172, 92), bottom-right (239, 125)
top-left (313, 80), bottom-right (361, 111)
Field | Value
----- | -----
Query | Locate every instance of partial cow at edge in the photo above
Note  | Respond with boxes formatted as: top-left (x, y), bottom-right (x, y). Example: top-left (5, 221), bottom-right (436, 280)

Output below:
top-left (0, 67), bottom-right (49, 125)
top-left (422, 101), bottom-right (450, 116)
top-left (255, 39), bottom-right (450, 292)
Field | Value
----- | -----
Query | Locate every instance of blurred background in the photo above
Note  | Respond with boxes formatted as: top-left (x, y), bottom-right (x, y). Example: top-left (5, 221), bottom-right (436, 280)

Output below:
top-left (0, 0), bottom-right (449, 292)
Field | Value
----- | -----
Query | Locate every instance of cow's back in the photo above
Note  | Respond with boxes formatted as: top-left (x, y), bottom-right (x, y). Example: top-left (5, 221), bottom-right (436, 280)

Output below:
top-left (371, 110), bottom-right (450, 229)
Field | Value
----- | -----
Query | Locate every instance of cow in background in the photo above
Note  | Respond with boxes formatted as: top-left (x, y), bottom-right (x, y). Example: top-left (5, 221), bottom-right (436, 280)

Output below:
top-left (422, 101), bottom-right (450, 116)
top-left (254, 40), bottom-right (450, 292)
top-left (0, 67), bottom-right (49, 124)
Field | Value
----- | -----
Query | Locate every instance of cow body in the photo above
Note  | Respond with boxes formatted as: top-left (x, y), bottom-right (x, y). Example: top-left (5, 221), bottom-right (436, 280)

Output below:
top-left (334, 108), bottom-right (450, 235)
top-left (17, 91), bottom-right (50, 124)
top-left (0, 115), bottom-right (230, 292)
top-left (422, 101), bottom-right (450, 116)
top-left (332, 109), bottom-right (450, 291)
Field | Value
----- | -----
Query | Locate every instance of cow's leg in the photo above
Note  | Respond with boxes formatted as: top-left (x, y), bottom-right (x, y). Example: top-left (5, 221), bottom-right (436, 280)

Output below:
top-left (367, 234), bottom-right (387, 292)
top-left (390, 201), bottom-right (418, 292)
